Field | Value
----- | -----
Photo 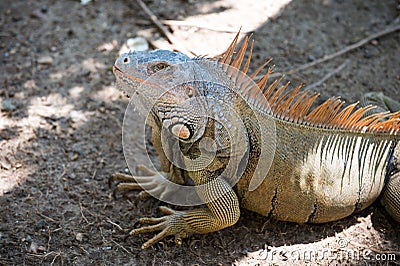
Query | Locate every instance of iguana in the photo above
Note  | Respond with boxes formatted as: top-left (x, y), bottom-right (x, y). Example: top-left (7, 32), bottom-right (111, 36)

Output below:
top-left (112, 33), bottom-right (400, 249)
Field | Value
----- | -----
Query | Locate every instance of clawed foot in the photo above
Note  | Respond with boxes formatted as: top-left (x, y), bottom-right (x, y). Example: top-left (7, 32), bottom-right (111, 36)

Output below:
top-left (110, 165), bottom-right (181, 200)
top-left (130, 206), bottom-right (190, 249)
top-left (111, 165), bottom-right (199, 249)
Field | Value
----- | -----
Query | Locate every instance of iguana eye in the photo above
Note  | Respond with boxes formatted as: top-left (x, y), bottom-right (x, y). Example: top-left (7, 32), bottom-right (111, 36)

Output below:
top-left (185, 85), bottom-right (196, 98)
top-left (147, 62), bottom-right (170, 74)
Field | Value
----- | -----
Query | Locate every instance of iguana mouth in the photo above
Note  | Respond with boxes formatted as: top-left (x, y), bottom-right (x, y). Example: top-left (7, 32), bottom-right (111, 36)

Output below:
top-left (113, 64), bottom-right (145, 84)
top-left (112, 64), bottom-right (122, 73)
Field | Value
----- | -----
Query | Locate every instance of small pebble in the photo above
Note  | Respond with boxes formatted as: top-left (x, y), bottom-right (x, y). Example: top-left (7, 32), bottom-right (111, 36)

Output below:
top-left (36, 220), bottom-right (47, 230)
top-left (29, 242), bottom-right (46, 253)
top-left (76, 232), bottom-right (84, 242)
top-left (31, 9), bottom-right (48, 20)
top-left (81, 0), bottom-right (92, 5)
top-left (126, 37), bottom-right (149, 52)
top-left (29, 242), bottom-right (39, 253)
top-left (364, 49), bottom-right (372, 59)
top-left (37, 56), bottom-right (53, 65)
top-left (1, 99), bottom-right (16, 111)
top-left (69, 110), bottom-right (88, 123)
top-left (0, 161), bottom-right (11, 170)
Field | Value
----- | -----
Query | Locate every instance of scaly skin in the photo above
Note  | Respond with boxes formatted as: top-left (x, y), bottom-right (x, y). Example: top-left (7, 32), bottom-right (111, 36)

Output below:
top-left (112, 38), bottom-right (400, 249)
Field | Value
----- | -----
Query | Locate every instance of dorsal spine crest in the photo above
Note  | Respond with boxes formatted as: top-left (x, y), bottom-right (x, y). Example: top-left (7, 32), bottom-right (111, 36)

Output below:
top-left (216, 32), bottom-right (400, 134)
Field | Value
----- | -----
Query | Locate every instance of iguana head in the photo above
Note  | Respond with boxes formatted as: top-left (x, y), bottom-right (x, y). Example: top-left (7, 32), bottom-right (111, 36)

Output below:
top-left (113, 50), bottom-right (191, 96)
top-left (113, 50), bottom-right (208, 142)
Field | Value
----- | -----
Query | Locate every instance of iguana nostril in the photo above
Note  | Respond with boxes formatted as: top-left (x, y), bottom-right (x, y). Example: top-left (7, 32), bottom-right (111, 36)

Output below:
top-left (123, 57), bottom-right (129, 64)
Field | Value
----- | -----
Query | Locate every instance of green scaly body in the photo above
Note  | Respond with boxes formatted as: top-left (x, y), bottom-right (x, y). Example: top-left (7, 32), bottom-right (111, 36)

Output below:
top-left (237, 119), bottom-right (399, 223)
top-left (112, 34), bottom-right (400, 249)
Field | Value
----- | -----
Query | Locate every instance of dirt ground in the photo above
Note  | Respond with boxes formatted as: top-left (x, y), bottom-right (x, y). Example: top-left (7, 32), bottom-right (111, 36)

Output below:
top-left (1, 0), bottom-right (399, 265)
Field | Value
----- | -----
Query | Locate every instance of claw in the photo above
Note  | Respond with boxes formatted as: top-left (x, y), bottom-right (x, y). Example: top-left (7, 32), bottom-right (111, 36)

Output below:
top-left (158, 206), bottom-right (177, 215)
top-left (129, 221), bottom-right (170, 250)
top-left (141, 229), bottom-right (170, 249)
top-left (138, 216), bottom-right (169, 225)
top-left (126, 207), bottom-right (188, 249)
top-left (112, 172), bottom-right (137, 182)
top-left (129, 222), bottom-right (168, 236)
top-left (111, 170), bottom-right (197, 249)
top-left (136, 164), bottom-right (157, 175)
top-left (138, 191), bottom-right (151, 199)
top-left (116, 182), bottom-right (142, 191)
top-left (111, 169), bottom-right (183, 202)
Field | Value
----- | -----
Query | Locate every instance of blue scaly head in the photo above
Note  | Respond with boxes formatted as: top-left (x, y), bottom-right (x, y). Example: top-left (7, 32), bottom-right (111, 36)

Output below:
top-left (113, 50), bottom-right (191, 97)
top-left (113, 49), bottom-right (210, 143)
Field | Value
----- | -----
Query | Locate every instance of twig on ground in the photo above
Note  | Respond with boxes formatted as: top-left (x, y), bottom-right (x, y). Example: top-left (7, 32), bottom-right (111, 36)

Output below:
top-left (79, 202), bottom-right (91, 224)
top-left (78, 245), bottom-right (90, 255)
top-left (106, 218), bottom-right (124, 232)
top-left (26, 251), bottom-right (60, 259)
top-left (135, 0), bottom-right (195, 56)
top-left (288, 23), bottom-right (400, 75)
top-left (111, 239), bottom-right (133, 255)
top-left (161, 20), bottom-right (248, 33)
top-left (37, 212), bottom-right (59, 223)
top-left (303, 59), bottom-right (349, 91)
top-left (46, 229), bottom-right (52, 253)
top-left (50, 252), bottom-right (62, 266)
top-left (91, 168), bottom-right (97, 179)
top-left (257, 21), bottom-right (400, 79)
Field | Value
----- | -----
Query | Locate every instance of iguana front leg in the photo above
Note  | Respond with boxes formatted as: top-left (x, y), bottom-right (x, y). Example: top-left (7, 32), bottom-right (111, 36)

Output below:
top-left (112, 125), bottom-right (187, 199)
top-left (113, 123), bottom-right (241, 248)
top-left (129, 172), bottom-right (240, 249)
